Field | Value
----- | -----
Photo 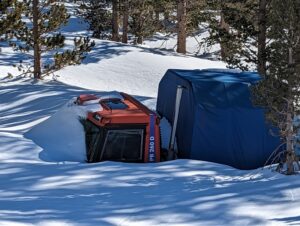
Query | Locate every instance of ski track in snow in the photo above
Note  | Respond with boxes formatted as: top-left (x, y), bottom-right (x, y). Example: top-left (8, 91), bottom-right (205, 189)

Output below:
top-left (1, 3), bottom-right (300, 226)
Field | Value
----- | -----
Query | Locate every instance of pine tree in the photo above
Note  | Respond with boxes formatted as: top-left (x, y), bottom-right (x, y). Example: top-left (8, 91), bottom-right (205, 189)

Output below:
top-left (252, 0), bottom-right (300, 174)
top-left (205, 0), bottom-right (260, 69)
top-left (129, 0), bottom-right (156, 44)
top-left (79, 0), bottom-right (121, 42)
top-left (80, 0), bottom-right (176, 45)
top-left (111, 0), bottom-right (119, 41)
top-left (206, 1), bottom-right (231, 60)
top-left (257, 0), bottom-right (267, 76)
top-left (79, 0), bottom-right (111, 39)
top-left (219, 9), bottom-right (230, 60)
top-left (176, 0), bottom-right (187, 53)
top-left (176, 0), bottom-right (206, 54)
top-left (34, 0), bottom-right (71, 78)
top-left (8, 0), bottom-right (70, 79)
top-left (0, 0), bottom-right (24, 38)
top-left (32, 0), bottom-right (42, 78)
top-left (160, 0), bottom-right (177, 32)
top-left (151, 0), bottom-right (175, 32)
top-left (52, 37), bottom-right (95, 72)
top-left (121, 0), bottom-right (129, 43)
top-left (4, 1), bottom-right (94, 79)
top-left (205, 0), bottom-right (300, 173)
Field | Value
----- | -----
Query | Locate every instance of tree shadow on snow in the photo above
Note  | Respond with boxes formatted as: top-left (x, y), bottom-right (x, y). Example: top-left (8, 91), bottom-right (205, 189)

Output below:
top-left (0, 78), bottom-right (154, 163)
top-left (0, 78), bottom-right (152, 132)
top-left (272, 216), bottom-right (300, 225)
top-left (82, 41), bottom-right (131, 64)
top-left (0, 160), bottom-right (299, 225)
top-left (2, 71), bottom-right (300, 226)
top-left (83, 40), bottom-right (190, 64)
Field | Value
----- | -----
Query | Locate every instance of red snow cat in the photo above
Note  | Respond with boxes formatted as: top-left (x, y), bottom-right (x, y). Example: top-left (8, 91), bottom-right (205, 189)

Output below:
top-left (76, 92), bottom-right (161, 163)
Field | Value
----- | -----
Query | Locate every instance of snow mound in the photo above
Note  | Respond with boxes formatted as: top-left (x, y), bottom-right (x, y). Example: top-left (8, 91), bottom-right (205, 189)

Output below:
top-left (57, 40), bottom-right (226, 97)
top-left (24, 91), bottom-right (160, 163)
top-left (25, 96), bottom-right (104, 162)
top-left (25, 91), bottom-right (174, 163)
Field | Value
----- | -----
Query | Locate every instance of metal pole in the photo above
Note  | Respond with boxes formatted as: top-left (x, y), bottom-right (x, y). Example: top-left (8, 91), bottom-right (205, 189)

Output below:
top-left (169, 85), bottom-right (184, 159)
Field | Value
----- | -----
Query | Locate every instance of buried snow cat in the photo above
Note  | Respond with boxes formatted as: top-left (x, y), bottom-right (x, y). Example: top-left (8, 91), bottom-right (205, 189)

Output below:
top-left (76, 92), bottom-right (161, 163)
top-left (73, 69), bottom-right (282, 170)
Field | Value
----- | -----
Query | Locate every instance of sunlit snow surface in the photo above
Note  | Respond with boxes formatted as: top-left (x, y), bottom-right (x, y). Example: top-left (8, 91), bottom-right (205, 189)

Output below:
top-left (0, 3), bottom-right (300, 226)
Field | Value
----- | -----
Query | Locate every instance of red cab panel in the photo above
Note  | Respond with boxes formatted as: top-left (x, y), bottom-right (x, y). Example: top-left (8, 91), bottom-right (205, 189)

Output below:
top-left (82, 92), bottom-right (160, 163)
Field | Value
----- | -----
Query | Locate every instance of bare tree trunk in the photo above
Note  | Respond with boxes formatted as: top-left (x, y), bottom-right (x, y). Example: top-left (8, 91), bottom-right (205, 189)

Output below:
top-left (220, 11), bottom-right (230, 61)
top-left (286, 47), bottom-right (296, 175)
top-left (122, 0), bottom-right (129, 44)
top-left (296, 42), bottom-right (300, 73)
top-left (286, 107), bottom-right (294, 175)
top-left (257, 0), bottom-right (267, 76)
top-left (155, 10), bottom-right (160, 30)
top-left (112, 0), bottom-right (119, 42)
top-left (32, 0), bottom-right (41, 79)
top-left (176, 0), bottom-right (186, 54)
top-left (155, 10), bottom-right (160, 24)
top-left (164, 11), bottom-right (170, 20)
top-left (137, 35), bottom-right (143, 44)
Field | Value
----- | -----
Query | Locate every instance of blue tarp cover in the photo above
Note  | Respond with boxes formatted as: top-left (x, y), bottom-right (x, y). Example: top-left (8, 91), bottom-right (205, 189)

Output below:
top-left (156, 69), bottom-right (280, 169)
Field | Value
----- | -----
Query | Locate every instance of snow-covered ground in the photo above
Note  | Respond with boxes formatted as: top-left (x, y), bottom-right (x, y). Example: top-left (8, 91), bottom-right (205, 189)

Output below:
top-left (1, 4), bottom-right (300, 226)
top-left (55, 39), bottom-right (224, 98)
top-left (1, 82), bottom-right (300, 226)
top-left (143, 30), bottom-right (220, 60)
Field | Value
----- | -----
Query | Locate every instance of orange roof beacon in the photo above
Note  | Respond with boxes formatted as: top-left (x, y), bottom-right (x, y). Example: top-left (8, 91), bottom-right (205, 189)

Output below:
top-left (77, 92), bottom-right (161, 163)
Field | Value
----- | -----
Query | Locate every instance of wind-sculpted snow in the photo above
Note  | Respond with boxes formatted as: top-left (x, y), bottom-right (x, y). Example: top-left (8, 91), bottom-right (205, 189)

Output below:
top-left (1, 76), bottom-right (300, 226)
top-left (55, 40), bottom-right (226, 98)
top-left (0, 4), bottom-right (300, 225)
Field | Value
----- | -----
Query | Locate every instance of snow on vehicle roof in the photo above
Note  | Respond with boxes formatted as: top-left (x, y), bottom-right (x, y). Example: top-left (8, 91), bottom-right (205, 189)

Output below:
top-left (25, 97), bottom-right (104, 162)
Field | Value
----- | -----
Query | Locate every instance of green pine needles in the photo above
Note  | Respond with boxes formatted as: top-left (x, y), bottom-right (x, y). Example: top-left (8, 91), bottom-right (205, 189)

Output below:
top-left (0, 0), bottom-right (95, 79)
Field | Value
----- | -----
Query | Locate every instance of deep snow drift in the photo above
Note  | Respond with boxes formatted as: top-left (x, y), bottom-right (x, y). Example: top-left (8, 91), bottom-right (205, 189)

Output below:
top-left (1, 3), bottom-right (300, 226)
top-left (55, 40), bottom-right (226, 98)
top-left (1, 48), bottom-right (300, 226)
top-left (24, 91), bottom-right (173, 163)
top-left (24, 97), bottom-right (96, 162)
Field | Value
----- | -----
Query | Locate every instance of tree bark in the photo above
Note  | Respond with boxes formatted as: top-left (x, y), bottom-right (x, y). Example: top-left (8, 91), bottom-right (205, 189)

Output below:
top-left (286, 107), bottom-right (294, 175)
top-left (112, 0), bottom-right (119, 42)
top-left (257, 0), bottom-right (267, 76)
top-left (286, 46), bottom-right (295, 175)
top-left (220, 11), bottom-right (230, 61)
top-left (122, 0), bottom-right (129, 43)
top-left (164, 11), bottom-right (170, 20)
top-left (32, 0), bottom-right (41, 79)
top-left (137, 35), bottom-right (143, 44)
top-left (155, 10), bottom-right (160, 30)
top-left (176, 0), bottom-right (186, 54)
top-left (155, 10), bottom-right (160, 24)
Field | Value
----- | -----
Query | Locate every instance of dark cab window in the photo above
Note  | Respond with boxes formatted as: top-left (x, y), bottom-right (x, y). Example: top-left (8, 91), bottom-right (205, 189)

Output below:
top-left (100, 130), bottom-right (144, 161)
